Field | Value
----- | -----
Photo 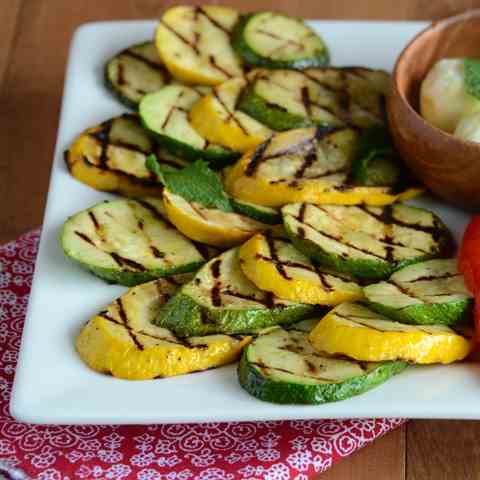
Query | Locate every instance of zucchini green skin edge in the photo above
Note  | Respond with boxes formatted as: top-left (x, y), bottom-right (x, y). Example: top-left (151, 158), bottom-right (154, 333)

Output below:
top-left (64, 257), bottom-right (204, 287)
top-left (231, 199), bottom-right (281, 225)
top-left (104, 69), bottom-right (139, 110)
top-left (238, 86), bottom-right (314, 131)
top-left (366, 299), bottom-right (473, 327)
top-left (154, 292), bottom-right (320, 337)
top-left (231, 14), bottom-right (330, 70)
top-left (284, 222), bottom-right (454, 281)
top-left (238, 354), bottom-right (407, 404)
top-left (139, 117), bottom-right (240, 169)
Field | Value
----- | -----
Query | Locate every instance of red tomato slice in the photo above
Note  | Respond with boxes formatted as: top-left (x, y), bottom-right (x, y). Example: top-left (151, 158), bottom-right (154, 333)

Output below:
top-left (459, 216), bottom-right (480, 295)
top-left (459, 216), bottom-right (480, 341)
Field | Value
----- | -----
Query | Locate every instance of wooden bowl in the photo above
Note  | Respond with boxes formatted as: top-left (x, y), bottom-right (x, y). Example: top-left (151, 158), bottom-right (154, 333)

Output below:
top-left (388, 10), bottom-right (480, 210)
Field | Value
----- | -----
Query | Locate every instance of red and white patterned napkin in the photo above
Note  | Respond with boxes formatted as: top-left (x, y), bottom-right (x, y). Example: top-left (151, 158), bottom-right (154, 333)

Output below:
top-left (0, 230), bottom-right (404, 480)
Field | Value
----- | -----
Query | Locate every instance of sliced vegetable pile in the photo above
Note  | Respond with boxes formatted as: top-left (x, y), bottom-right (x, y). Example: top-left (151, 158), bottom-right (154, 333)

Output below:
top-left (64, 5), bottom-right (475, 405)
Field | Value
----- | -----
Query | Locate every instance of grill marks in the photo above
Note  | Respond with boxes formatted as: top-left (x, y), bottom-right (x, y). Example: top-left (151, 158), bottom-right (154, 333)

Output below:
top-left (122, 49), bottom-right (166, 74)
top-left (160, 19), bottom-right (200, 54)
top-left (253, 361), bottom-right (335, 383)
top-left (73, 201), bottom-right (181, 272)
top-left (257, 234), bottom-right (335, 291)
top-left (255, 68), bottom-right (386, 128)
top-left (244, 127), bottom-right (347, 183)
top-left (292, 210), bottom-right (387, 262)
top-left (374, 207), bottom-right (446, 246)
top-left (202, 254), bottom-right (285, 309)
top-left (90, 120), bottom-right (113, 167)
top-left (110, 253), bottom-right (146, 271)
top-left (117, 299), bottom-right (144, 350)
top-left (357, 205), bottom-right (445, 254)
top-left (264, 233), bottom-right (291, 280)
top-left (208, 55), bottom-right (234, 79)
top-left (88, 211), bottom-right (100, 230)
top-left (294, 148), bottom-right (316, 178)
top-left (407, 272), bottom-right (459, 283)
top-left (301, 86), bottom-right (312, 117)
top-left (195, 6), bottom-right (232, 36)
top-left (84, 116), bottom-right (165, 180)
top-left (74, 231), bottom-right (95, 246)
top-left (387, 271), bottom-right (465, 305)
top-left (210, 258), bottom-right (222, 307)
top-left (294, 204), bottom-right (444, 264)
top-left (245, 137), bottom-right (272, 176)
top-left (212, 88), bottom-right (249, 135)
top-left (161, 8), bottom-right (236, 80)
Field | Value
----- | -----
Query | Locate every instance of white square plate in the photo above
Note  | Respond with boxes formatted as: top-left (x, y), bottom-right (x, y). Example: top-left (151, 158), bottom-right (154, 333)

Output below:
top-left (11, 20), bottom-right (479, 425)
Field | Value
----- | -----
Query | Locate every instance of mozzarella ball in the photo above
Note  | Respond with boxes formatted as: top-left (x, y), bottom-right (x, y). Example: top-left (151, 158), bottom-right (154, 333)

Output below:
top-left (420, 58), bottom-right (480, 133)
top-left (454, 112), bottom-right (480, 143)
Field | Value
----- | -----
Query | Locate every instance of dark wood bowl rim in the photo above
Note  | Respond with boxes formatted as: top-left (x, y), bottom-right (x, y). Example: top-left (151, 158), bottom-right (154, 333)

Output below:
top-left (391, 8), bottom-right (480, 149)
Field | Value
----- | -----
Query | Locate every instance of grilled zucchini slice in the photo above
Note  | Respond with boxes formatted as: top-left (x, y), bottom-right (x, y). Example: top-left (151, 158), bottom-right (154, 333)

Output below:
top-left (283, 203), bottom-right (453, 281)
top-left (76, 277), bottom-right (250, 380)
top-left (155, 5), bottom-right (243, 85)
top-left (309, 302), bottom-right (473, 364)
top-left (231, 12), bottom-right (329, 70)
top-left (238, 324), bottom-right (407, 404)
top-left (239, 231), bottom-right (362, 305)
top-left (163, 189), bottom-right (268, 248)
top-left (190, 76), bottom-right (273, 152)
top-left (230, 199), bottom-right (281, 225)
top-left (364, 259), bottom-right (473, 326)
top-left (238, 67), bottom-right (390, 131)
top-left (105, 41), bottom-right (172, 109)
top-left (61, 198), bottom-right (207, 286)
top-left (139, 85), bottom-right (239, 166)
top-left (65, 114), bottom-right (188, 197)
top-left (224, 127), bottom-right (422, 207)
top-left (154, 248), bottom-right (320, 337)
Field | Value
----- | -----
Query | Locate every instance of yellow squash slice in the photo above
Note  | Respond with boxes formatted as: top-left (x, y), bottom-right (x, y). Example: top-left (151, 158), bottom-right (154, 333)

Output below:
top-left (163, 189), bottom-right (268, 248)
top-left (155, 5), bottom-right (243, 85)
top-left (224, 127), bottom-right (423, 207)
top-left (65, 114), bottom-right (187, 197)
top-left (239, 232), bottom-right (362, 305)
top-left (190, 76), bottom-right (273, 152)
top-left (309, 302), bottom-right (473, 364)
top-left (76, 277), bottom-right (250, 380)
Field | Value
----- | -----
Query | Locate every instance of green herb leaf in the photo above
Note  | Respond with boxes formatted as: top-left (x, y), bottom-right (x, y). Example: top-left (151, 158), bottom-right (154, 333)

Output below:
top-left (464, 58), bottom-right (480, 100)
top-left (146, 155), bottom-right (233, 212)
top-left (351, 126), bottom-right (400, 187)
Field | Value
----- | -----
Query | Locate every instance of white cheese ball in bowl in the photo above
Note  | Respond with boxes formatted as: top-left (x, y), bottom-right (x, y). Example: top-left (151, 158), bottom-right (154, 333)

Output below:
top-left (420, 58), bottom-right (480, 133)
top-left (454, 111), bottom-right (480, 142)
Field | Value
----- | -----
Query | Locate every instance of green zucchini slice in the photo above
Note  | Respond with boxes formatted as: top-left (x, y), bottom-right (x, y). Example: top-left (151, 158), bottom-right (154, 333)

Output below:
top-left (61, 198), bottom-right (208, 286)
top-left (105, 41), bottom-right (171, 109)
top-left (364, 258), bottom-right (473, 326)
top-left (238, 324), bottom-right (407, 404)
top-left (65, 114), bottom-right (189, 197)
top-left (154, 248), bottom-right (320, 337)
top-left (283, 203), bottom-right (454, 281)
top-left (139, 85), bottom-right (239, 166)
top-left (230, 199), bottom-right (281, 225)
top-left (239, 68), bottom-right (390, 131)
top-left (231, 12), bottom-right (329, 69)
top-left (105, 42), bottom-right (211, 109)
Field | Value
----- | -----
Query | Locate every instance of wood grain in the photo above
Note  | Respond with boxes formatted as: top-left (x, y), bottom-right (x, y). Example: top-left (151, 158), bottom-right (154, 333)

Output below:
top-left (322, 425), bottom-right (405, 480)
top-left (407, 421), bottom-right (480, 480)
top-left (1, 2), bottom-right (480, 479)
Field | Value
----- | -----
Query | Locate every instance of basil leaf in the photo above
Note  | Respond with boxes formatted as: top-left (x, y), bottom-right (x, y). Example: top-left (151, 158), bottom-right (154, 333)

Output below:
top-left (146, 155), bottom-right (233, 212)
top-left (351, 126), bottom-right (400, 187)
top-left (464, 58), bottom-right (480, 100)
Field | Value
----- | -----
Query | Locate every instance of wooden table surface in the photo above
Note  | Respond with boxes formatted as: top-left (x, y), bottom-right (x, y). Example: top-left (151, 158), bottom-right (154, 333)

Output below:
top-left (1, 1), bottom-right (480, 478)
